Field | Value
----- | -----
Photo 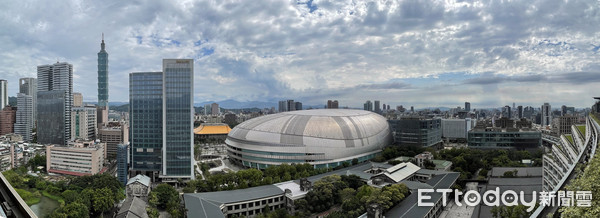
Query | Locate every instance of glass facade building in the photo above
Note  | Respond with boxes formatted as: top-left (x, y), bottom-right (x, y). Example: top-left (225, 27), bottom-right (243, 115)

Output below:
top-left (98, 36), bottom-right (109, 108)
top-left (37, 62), bottom-right (73, 145)
top-left (388, 117), bottom-right (442, 147)
top-left (129, 72), bottom-right (163, 173)
top-left (37, 90), bottom-right (68, 145)
top-left (117, 144), bottom-right (128, 186)
top-left (468, 130), bottom-right (541, 149)
top-left (162, 59), bottom-right (194, 179)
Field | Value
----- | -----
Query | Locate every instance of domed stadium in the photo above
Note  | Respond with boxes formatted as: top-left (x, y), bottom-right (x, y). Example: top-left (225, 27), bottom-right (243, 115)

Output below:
top-left (226, 109), bottom-right (392, 169)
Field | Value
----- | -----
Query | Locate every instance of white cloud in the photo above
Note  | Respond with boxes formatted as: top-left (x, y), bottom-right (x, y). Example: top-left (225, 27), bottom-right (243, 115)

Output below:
top-left (0, 0), bottom-right (598, 107)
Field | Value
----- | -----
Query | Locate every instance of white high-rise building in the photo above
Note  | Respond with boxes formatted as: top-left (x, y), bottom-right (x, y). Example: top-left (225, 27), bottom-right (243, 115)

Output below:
top-left (542, 103), bottom-right (552, 127)
top-left (0, 80), bottom-right (7, 110)
top-left (15, 93), bottom-right (33, 142)
top-left (19, 78), bottom-right (37, 122)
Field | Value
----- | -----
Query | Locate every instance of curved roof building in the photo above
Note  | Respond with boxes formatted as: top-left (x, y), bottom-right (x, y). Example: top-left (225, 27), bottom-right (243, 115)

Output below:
top-left (226, 109), bottom-right (392, 169)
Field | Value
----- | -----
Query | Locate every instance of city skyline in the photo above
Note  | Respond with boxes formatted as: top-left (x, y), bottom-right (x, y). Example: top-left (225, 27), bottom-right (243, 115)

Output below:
top-left (1, 1), bottom-right (599, 108)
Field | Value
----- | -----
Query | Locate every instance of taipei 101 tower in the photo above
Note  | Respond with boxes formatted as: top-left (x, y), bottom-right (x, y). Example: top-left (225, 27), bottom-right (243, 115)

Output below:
top-left (97, 33), bottom-right (109, 126)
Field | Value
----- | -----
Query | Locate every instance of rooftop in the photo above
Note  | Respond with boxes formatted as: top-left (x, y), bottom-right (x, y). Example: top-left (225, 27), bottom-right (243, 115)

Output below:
top-left (126, 174), bottom-right (151, 187)
top-left (116, 197), bottom-right (148, 218)
top-left (194, 123), bottom-right (232, 135)
top-left (184, 185), bottom-right (284, 218)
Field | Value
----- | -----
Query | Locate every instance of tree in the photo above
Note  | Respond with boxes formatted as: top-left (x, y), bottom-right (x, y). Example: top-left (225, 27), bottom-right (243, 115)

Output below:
top-left (62, 202), bottom-right (90, 218)
top-left (150, 183), bottom-right (181, 217)
top-left (339, 188), bottom-right (356, 202)
top-left (92, 188), bottom-right (114, 214)
top-left (62, 190), bottom-right (78, 204)
top-left (147, 207), bottom-right (159, 218)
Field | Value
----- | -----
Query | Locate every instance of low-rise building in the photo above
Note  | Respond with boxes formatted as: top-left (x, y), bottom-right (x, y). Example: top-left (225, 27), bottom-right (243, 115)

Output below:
top-left (116, 197), bottom-right (148, 218)
top-left (46, 140), bottom-right (105, 176)
top-left (126, 174), bottom-right (151, 200)
top-left (194, 123), bottom-right (231, 140)
top-left (98, 122), bottom-right (128, 159)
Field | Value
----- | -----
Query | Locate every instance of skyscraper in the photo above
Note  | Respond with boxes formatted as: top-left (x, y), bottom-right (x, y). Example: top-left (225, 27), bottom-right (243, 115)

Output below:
top-left (465, 102), bottom-right (471, 112)
top-left (327, 100), bottom-right (339, 109)
top-left (162, 59), bottom-right (194, 179)
top-left (15, 93), bottom-right (33, 141)
top-left (0, 80), bottom-right (7, 110)
top-left (211, 103), bottom-right (219, 115)
top-left (37, 62), bottom-right (73, 145)
top-left (287, 100), bottom-right (295, 111)
top-left (37, 90), bottom-right (69, 145)
top-left (517, 105), bottom-right (523, 119)
top-left (374, 100), bottom-right (381, 113)
top-left (502, 105), bottom-right (511, 118)
top-left (295, 102), bottom-right (302, 110)
top-left (364, 100), bottom-right (373, 111)
top-left (129, 59), bottom-right (194, 180)
top-left (542, 103), bottom-right (552, 126)
top-left (278, 100), bottom-right (287, 112)
top-left (19, 78), bottom-right (37, 122)
top-left (98, 34), bottom-right (109, 108)
top-left (204, 104), bottom-right (211, 115)
top-left (130, 72), bottom-right (163, 177)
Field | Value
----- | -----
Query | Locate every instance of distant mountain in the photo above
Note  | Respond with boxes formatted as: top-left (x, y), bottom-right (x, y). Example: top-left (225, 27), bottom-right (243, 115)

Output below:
top-left (195, 99), bottom-right (277, 109)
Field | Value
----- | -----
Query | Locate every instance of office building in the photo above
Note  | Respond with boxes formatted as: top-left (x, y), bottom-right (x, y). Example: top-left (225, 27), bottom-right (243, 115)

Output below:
top-left (468, 124), bottom-right (541, 149)
top-left (14, 93), bottom-right (33, 142)
top-left (278, 100), bottom-right (287, 112)
top-left (98, 34), bottom-right (109, 108)
top-left (71, 106), bottom-right (97, 140)
top-left (523, 106), bottom-right (535, 120)
top-left (465, 102), bottom-right (471, 112)
top-left (286, 100), bottom-right (295, 112)
top-left (374, 100), bottom-right (381, 113)
top-left (46, 140), bottom-right (106, 176)
top-left (204, 104), bottom-right (211, 115)
top-left (162, 59), bottom-right (194, 179)
top-left (0, 80), bottom-right (7, 110)
top-left (226, 109), bottom-right (392, 169)
top-left (129, 59), bottom-right (194, 180)
top-left (388, 117), bottom-right (442, 147)
top-left (117, 144), bottom-right (128, 186)
top-left (211, 103), bottom-right (219, 115)
top-left (73, 92), bottom-right (83, 107)
top-left (441, 118), bottom-right (473, 140)
top-left (517, 105), bottom-right (523, 119)
top-left (99, 122), bottom-right (129, 159)
top-left (130, 72), bottom-right (163, 177)
top-left (327, 100), bottom-right (339, 109)
top-left (37, 62), bottom-right (73, 145)
top-left (502, 105), bottom-right (512, 118)
top-left (542, 103), bottom-right (551, 126)
top-left (364, 100), bottom-right (373, 111)
top-left (18, 78), bottom-right (37, 122)
top-left (37, 90), bottom-right (69, 145)
top-left (97, 106), bottom-right (108, 128)
top-left (294, 102), bottom-right (302, 110)
top-left (0, 106), bottom-right (17, 136)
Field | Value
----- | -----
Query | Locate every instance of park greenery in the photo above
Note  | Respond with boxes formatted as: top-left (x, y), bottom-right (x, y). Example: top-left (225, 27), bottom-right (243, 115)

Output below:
top-left (148, 183), bottom-right (184, 218)
top-left (294, 174), bottom-right (410, 218)
top-left (2, 167), bottom-right (125, 218)
top-left (189, 163), bottom-right (329, 192)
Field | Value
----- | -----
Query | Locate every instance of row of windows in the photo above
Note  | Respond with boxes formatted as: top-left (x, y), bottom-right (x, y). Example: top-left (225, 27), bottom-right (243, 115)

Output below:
top-left (226, 196), bottom-right (284, 211)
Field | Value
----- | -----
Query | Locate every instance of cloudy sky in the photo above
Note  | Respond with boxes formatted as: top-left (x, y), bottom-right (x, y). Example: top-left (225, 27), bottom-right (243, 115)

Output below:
top-left (1, 0), bottom-right (599, 109)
